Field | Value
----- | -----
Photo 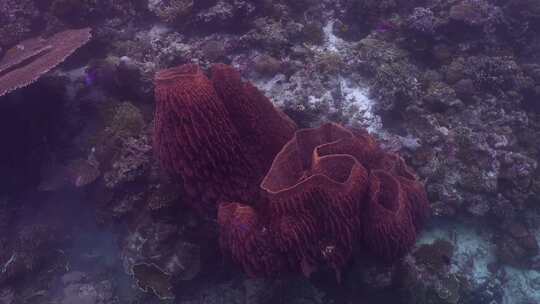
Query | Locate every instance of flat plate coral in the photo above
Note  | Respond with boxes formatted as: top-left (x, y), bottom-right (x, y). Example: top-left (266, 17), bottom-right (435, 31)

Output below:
top-left (0, 28), bottom-right (91, 97)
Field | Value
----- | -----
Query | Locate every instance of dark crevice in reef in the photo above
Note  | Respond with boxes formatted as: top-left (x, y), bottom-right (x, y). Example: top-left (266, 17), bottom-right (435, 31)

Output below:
top-left (0, 82), bottom-right (68, 195)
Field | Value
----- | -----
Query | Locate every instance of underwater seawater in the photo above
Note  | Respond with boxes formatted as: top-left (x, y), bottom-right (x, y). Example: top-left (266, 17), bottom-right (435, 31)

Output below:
top-left (1, 1), bottom-right (540, 303)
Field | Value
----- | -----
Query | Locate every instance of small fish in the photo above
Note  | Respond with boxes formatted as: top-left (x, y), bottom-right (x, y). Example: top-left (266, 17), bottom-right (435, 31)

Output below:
top-left (84, 68), bottom-right (97, 86)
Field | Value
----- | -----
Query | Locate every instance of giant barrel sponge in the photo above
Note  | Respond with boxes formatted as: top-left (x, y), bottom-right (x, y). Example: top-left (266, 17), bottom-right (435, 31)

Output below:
top-left (153, 64), bottom-right (430, 279)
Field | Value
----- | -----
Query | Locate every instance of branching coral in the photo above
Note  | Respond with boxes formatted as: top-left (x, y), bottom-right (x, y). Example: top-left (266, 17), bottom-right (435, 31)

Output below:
top-left (153, 64), bottom-right (429, 279)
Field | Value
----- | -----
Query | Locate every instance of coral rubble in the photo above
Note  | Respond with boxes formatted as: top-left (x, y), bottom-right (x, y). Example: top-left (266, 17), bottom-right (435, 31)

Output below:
top-left (153, 63), bottom-right (296, 213)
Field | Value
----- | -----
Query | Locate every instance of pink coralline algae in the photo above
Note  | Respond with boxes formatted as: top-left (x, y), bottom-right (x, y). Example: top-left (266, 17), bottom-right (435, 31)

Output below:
top-left (0, 28), bottom-right (92, 97)
top-left (153, 64), bottom-right (430, 279)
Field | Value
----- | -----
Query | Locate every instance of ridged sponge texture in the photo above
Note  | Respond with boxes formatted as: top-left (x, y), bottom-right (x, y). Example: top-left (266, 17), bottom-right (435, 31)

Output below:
top-left (0, 28), bottom-right (92, 97)
top-left (153, 64), bottom-right (297, 213)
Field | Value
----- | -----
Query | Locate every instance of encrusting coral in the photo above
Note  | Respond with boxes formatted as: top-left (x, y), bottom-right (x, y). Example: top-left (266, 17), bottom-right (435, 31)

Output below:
top-left (153, 64), bottom-right (429, 279)
top-left (0, 28), bottom-right (92, 97)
